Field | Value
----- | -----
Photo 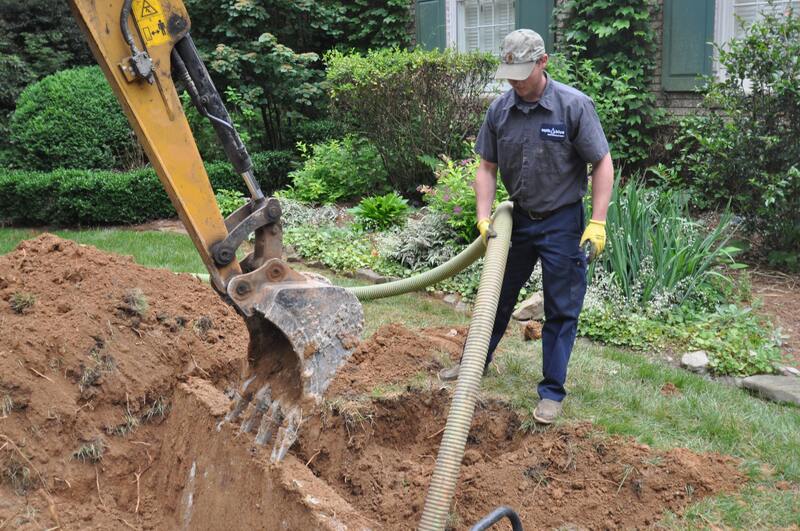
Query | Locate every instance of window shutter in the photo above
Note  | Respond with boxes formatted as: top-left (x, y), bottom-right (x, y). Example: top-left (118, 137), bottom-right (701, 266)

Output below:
top-left (515, 0), bottom-right (554, 51)
top-left (662, 0), bottom-right (715, 91)
top-left (416, 0), bottom-right (446, 51)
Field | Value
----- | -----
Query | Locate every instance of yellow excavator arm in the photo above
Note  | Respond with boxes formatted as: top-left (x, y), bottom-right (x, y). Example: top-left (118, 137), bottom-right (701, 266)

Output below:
top-left (67, 0), bottom-right (363, 462)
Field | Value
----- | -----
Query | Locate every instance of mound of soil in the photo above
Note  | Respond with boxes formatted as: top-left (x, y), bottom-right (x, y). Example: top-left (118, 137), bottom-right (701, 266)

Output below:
top-left (0, 235), bottom-right (746, 530)
top-left (327, 323), bottom-right (467, 396)
top-left (297, 391), bottom-right (743, 529)
top-left (0, 235), bottom-right (246, 529)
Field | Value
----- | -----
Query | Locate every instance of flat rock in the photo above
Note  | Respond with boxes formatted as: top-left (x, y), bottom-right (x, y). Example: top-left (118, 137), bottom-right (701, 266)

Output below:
top-left (778, 366), bottom-right (800, 377)
top-left (443, 294), bottom-right (460, 305)
top-left (355, 268), bottom-right (388, 284)
top-left (681, 351), bottom-right (709, 373)
top-left (741, 375), bottom-right (800, 405)
top-left (512, 292), bottom-right (544, 321)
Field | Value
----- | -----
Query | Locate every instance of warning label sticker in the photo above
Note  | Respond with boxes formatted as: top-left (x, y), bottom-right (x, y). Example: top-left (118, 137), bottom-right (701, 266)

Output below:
top-left (132, 0), bottom-right (170, 47)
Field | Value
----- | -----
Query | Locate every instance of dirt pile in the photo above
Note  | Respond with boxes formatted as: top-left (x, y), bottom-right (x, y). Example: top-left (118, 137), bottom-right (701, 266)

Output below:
top-left (0, 235), bottom-right (246, 529)
top-left (0, 235), bottom-right (746, 530)
top-left (328, 323), bottom-right (467, 396)
top-left (297, 391), bottom-right (743, 529)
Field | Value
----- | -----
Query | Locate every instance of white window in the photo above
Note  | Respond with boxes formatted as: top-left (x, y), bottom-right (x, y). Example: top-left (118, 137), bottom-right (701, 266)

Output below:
top-left (457, 0), bottom-right (515, 54)
top-left (716, 0), bottom-right (799, 49)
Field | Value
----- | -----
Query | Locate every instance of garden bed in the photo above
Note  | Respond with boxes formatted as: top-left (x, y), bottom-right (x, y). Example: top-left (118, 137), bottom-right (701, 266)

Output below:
top-left (0, 236), bottom-right (745, 529)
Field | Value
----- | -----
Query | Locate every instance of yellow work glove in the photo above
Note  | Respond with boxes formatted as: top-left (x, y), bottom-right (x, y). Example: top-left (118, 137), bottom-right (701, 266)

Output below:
top-left (476, 217), bottom-right (497, 246)
top-left (580, 219), bottom-right (606, 263)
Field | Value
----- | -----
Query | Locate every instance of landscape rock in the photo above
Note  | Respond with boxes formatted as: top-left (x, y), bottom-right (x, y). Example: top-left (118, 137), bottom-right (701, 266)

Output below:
top-left (355, 268), bottom-right (388, 284)
top-left (512, 292), bottom-right (545, 321)
top-left (681, 351), bottom-right (710, 373)
top-left (454, 301), bottom-right (471, 314)
top-left (778, 366), bottom-right (800, 377)
top-left (741, 375), bottom-right (800, 406)
top-left (443, 294), bottom-right (460, 305)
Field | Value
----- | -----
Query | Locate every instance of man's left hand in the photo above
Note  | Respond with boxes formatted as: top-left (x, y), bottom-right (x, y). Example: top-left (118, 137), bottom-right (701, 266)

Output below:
top-left (580, 220), bottom-right (606, 262)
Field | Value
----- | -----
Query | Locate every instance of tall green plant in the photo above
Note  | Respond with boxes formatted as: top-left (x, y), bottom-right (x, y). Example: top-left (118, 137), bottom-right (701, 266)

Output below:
top-left (591, 174), bottom-right (741, 308)
top-left (555, 0), bottom-right (662, 168)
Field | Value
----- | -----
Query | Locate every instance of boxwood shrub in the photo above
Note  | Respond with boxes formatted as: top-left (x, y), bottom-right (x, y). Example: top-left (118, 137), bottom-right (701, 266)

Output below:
top-left (0, 150), bottom-right (295, 225)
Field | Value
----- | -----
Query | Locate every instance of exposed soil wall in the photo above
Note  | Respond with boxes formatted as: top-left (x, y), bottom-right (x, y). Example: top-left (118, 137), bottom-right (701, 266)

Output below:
top-left (0, 235), bottom-right (745, 530)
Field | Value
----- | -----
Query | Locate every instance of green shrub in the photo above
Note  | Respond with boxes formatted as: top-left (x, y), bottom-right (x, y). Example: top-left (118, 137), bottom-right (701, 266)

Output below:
top-left (8, 66), bottom-right (141, 171)
top-left (665, 8), bottom-right (800, 266)
top-left (284, 135), bottom-right (389, 204)
top-left (376, 209), bottom-right (459, 270)
top-left (283, 224), bottom-right (377, 272)
top-left (0, 153), bottom-right (293, 225)
top-left (215, 189), bottom-right (247, 217)
top-left (326, 48), bottom-right (497, 194)
top-left (419, 154), bottom-right (508, 243)
top-left (205, 150), bottom-right (296, 195)
top-left (349, 192), bottom-right (410, 231)
top-left (289, 118), bottom-right (343, 146)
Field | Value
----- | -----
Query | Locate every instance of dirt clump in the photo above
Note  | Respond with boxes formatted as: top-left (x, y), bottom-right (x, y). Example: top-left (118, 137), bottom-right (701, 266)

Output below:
top-left (328, 323), bottom-right (467, 396)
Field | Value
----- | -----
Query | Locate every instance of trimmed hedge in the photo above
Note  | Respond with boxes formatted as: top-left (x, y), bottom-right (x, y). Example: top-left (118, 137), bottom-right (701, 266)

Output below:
top-left (0, 150), bottom-right (296, 225)
top-left (8, 66), bottom-right (139, 171)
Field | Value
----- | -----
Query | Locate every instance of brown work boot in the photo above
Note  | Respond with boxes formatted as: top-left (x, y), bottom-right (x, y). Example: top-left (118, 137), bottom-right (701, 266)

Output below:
top-left (533, 399), bottom-right (563, 424)
top-left (438, 363), bottom-right (490, 382)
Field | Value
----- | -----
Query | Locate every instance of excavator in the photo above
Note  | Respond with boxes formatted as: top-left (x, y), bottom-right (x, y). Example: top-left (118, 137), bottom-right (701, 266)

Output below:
top-left (65, 0), bottom-right (364, 463)
top-left (67, 1), bottom-right (525, 527)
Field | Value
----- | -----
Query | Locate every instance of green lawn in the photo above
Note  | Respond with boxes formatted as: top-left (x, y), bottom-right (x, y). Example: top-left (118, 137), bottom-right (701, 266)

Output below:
top-left (2, 227), bottom-right (798, 528)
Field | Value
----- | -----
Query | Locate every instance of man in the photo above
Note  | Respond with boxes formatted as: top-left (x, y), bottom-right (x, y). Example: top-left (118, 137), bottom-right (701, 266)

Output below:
top-left (440, 29), bottom-right (613, 425)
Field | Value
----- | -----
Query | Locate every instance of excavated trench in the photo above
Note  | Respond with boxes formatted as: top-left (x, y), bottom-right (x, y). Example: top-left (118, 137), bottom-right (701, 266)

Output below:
top-left (0, 236), bottom-right (744, 530)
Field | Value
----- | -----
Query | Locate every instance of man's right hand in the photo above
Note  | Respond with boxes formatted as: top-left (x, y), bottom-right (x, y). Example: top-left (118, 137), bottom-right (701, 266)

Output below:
top-left (476, 217), bottom-right (497, 246)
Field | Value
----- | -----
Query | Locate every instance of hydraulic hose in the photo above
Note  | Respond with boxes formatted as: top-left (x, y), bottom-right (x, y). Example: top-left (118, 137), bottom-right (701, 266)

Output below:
top-left (418, 201), bottom-right (513, 531)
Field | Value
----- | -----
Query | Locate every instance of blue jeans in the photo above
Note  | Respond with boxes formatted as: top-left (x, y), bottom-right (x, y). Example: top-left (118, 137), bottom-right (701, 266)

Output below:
top-left (486, 201), bottom-right (587, 402)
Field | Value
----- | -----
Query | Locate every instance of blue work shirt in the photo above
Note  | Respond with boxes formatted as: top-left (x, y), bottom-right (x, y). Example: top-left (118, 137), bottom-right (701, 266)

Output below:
top-left (475, 73), bottom-right (609, 213)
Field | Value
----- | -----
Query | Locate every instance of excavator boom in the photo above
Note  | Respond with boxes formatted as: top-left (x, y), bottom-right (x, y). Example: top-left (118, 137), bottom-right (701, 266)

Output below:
top-left (67, 0), bottom-right (363, 461)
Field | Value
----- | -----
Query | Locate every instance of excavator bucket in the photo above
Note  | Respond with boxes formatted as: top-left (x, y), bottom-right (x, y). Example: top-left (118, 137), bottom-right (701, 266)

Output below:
top-left (222, 260), bottom-right (364, 461)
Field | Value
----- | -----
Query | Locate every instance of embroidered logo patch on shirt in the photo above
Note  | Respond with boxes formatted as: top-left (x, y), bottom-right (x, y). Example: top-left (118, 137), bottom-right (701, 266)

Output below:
top-left (540, 123), bottom-right (566, 141)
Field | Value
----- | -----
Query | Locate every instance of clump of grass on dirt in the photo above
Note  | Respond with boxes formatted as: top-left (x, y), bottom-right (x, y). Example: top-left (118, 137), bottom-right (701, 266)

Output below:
top-left (106, 410), bottom-right (140, 437)
top-left (192, 315), bottom-right (213, 338)
top-left (78, 338), bottom-right (116, 394)
top-left (72, 438), bottom-right (106, 463)
top-left (1, 454), bottom-right (33, 495)
top-left (9, 292), bottom-right (35, 314)
top-left (323, 397), bottom-right (374, 437)
top-left (141, 396), bottom-right (170, 423)
top-left (1, 393), bottom-right (14, 418)
top-left (119, 288), bottom-right (148, 318)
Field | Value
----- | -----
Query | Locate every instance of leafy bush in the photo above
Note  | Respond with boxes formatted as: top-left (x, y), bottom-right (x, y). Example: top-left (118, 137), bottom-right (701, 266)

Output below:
top-left (215, 189), bottom-right (247, 217)
top-left (205, 150), bottom-right (296, 195)
top-left (8, 66), bottom-right (142, 171)
top-left (276, 197), bottom-right (344, 229)
top-left (288, 118), bottom-right (343, 146)
top-left (0, 154), bottom-right (292, 225)
top-left (326, 48), bottom-right (497, 193)
top-left (664, 9), bottom-right (800, 266)
top-left (283, 224), bottom-right (378, 272)
top-left (376, 209), bottom-right (459, 270)
top-left (554, 0), bottom-right (663, 168)
top-left (419, 154), bottom-right (508, 243)
top-left (349, 192), bottom-right (410, 231)
top-left (284, 135), bottom-right (389, 204)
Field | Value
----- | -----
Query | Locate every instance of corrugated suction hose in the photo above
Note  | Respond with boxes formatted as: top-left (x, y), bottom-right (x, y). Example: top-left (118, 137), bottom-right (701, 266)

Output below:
top-left (345, 202), bottom-right (514, 530)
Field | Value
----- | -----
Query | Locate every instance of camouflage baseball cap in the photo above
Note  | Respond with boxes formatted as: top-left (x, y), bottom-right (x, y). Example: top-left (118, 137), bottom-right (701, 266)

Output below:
top-left (495, 29), bottom-right (546, 80)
